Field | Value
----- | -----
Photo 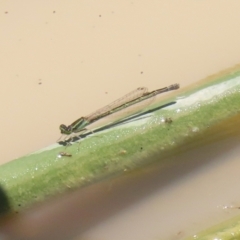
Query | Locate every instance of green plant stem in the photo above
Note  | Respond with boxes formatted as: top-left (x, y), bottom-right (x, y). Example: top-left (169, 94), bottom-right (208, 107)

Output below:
top-left (185, 214), bottom-right (240, 240)
top-left (0, 65), bottom-right (240, 223)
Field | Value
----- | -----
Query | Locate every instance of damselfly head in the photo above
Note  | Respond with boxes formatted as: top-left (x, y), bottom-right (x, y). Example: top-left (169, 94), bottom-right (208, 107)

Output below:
top-left (59, 124), bottom-right (72, 135)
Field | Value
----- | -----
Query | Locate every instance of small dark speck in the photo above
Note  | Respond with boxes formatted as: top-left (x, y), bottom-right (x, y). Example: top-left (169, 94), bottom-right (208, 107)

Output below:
top-left (18, 204), bottom-right (21, 206)
top-left (105, 92), bottom-right (108, 94)
top-left (38, 79), bottom-right (42, 85)
top-left (4, 11), bottom-right (8, 14)
top-left (53, 11), bottom-right (56, 13)
top-left (165, 117), bottom-right (172, 124)
top-left (99, 15), bottom-right (101, 17)
top-left (15, 211), bottom-right (18, 214)
top-left (140, 71), bottom-right (143, 74)
top-left (140, 147), bottom-right (143, 150)
top-left (177, 231), bottom-right (184, 237)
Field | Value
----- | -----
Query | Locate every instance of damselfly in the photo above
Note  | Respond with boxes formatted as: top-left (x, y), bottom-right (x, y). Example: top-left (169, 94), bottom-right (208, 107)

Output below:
top-left (59, 83), bottom-right (179, 142)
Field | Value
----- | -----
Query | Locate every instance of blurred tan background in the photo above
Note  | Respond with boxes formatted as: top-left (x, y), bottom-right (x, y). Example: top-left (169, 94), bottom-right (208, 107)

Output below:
top-left (1, 1), bottom-right (240, 240)
top-left (1, 0), bottom-right (240, 164)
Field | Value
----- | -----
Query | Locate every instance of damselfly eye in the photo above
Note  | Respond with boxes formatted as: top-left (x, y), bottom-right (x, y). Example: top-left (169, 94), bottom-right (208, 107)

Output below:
top-left (60, 124), bottom-right (66, 130)
top-left (59, 124), bottom-right (71, 134)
